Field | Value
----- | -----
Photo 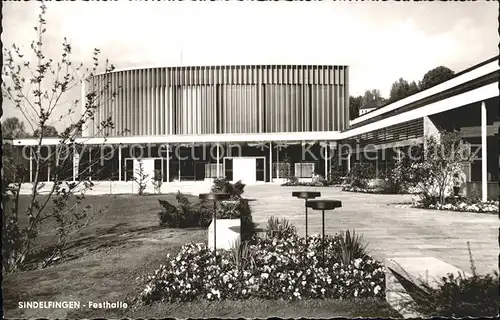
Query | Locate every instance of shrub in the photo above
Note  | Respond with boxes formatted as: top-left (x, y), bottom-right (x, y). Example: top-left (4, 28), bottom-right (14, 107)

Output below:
top-left (402, 244), bottom-right (500, 317)
top-left (281, 175), bottom-right (336, 187)
top-left (210, 179), bottom-right (256, 241)
top-left (158, 191), bottom-right (212, 228)
top-left (134, 161), bottom-right (149, 195)
top-left (265, 216), bottom-right (297, 239)
top-left (343, 163), bottom-right (375, 189)
top-left (211, 178), bottom-right (245, 200)
top-left (380, 164), bottom-right (411, 194)
top-left (140, 232), bottom-right (385, 303)
top-left (152, 169), bottom-right (163, 194)
top-left (328, 165), bottom-right (347, 185)
top-left (238, 199), bottom-right (257, 242)
top-left (338, 229), bottom-right (368, 266)
top-left (158, 199), bottom-right (181, 227)
top-left (229, 238), bottom-right (256, 271)
top-left (409, 271), bottom-right (500, 317)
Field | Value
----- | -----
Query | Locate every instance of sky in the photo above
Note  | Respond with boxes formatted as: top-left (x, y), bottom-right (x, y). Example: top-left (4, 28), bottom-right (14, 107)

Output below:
top-left (2, 1), bottom-right (498, 131)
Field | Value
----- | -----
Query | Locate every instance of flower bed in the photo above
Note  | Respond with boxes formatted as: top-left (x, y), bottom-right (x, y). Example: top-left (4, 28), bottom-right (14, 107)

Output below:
top-left (140, 234), bottom-right (385, 303)
top-left (341, 185), bottom-right (420, 195)
top-left (411, 199), bottom-right (498, 213)
top-left (341, 186), bottom-right (385, 194)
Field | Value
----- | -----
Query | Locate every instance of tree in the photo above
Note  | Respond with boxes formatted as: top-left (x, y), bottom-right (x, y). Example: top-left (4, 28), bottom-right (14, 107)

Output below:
top-left (389, 78), bottom-right (411, 103)
top-left (349, 95), bottom-right (363, 120)
top-left (408, 80), bottom-right (419, 95)
top-left (2, 120), bottom-right (29, 186)
top-left (420, 66), bottom-right (455, 91)
top-left (2, 117), bottom-right (29, 139)
top-left (33, 125), bottom-right (58, 138)
top-left (2, 3), bottom-right (117, 272)
top-left (2, 117), bottom-right (30, 185)
top-left (362, 89), bottom-right (385, 106)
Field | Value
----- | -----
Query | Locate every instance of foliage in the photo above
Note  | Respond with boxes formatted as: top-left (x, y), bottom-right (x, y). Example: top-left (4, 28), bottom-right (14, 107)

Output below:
top-left (277, 156), bottom-right (292, 180)
top-left (229, 238), bottom-right (257, 271)
top-left (343, 163), bottom-right (375, 189)
top-left (412, 198), bottom-right (498, 213)
top-left (419, 66), bottom-right (455, 91)
top-left (158, 180), bottom-right (257, 240)
top-left (158, 191), bottom-right (212, 228)
top-left (265, 216), bottom-right (297, 240)
top-left (281, 171), bottom-right (340, 187)
top-left (328, 164), bottom-right (347, 185)
top-left (406, 131), bottom-right (472, 205)
top-left (1, 3), bottom-right (115, 272)
top-left (349, 95), bottom-right (363, 120)
top-left (362, 89), bottom-right (385, 106)
top-left (401, 243), bottom-right (499, 317)
top-left (211, 178), bottom-right (245, 200)
top-left (210, 179), bottom-right (256, 241)
top-left (32, 125), bottom-right (58, 138)
top-left (134, 161), bottom-right (149, 196)
top-left (140, 232), bottom-right (385, 303)
top-left (236, 199), bottom-right (256, 242)
top-left (388, 78), bottom-right (420, 104)
top-left (152, 169), bottom-right (163, 194)
top-left (379, 160), bottom-right (413, 194)
top-left (338, 230), bottom-right (368, 266)
top-left (2, 117), bottom-right (29, 139)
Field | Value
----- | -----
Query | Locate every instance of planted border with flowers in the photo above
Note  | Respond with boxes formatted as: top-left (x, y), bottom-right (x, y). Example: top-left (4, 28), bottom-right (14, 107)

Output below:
top-left (411, 199), bottom-right (498, 213)
top-left (140, 233), bottom-right (385, 304)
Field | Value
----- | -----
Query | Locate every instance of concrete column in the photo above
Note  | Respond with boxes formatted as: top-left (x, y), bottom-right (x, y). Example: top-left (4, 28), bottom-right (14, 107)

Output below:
top-left (88, 147), bottom-right (92, 182)
top-left (269, 142), bottom-right (273, 183)
top-left (216, 143), bottom-right (220, 179)
top-left (29, 147), bottom-right (33, 183)
top-left (481, 101), bottom-right (487, 201)
top-left (276, 145), bottom-right (280, 180)
top-left (178, 145), bottom-right (181, 182)
top-left (347, 153), bottom-right (351, 172)
top-left (166, 143), bottom-right (170, 183)
top-left (81, 80), bottom-right (87, 136)
top-left (324, 142), bottom-right (328, 178)
top-left (72, 144), bottom-right (79, 181)
top-left (118, 145), bottom-right (122, 182)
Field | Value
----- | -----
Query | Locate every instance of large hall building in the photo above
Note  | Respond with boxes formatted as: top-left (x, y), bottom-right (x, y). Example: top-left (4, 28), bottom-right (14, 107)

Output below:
top-left (10, 57), bottom-right (499, 200)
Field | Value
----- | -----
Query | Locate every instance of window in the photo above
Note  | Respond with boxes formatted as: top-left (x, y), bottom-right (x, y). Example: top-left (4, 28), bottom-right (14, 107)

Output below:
top-left (205, 163), bottom-right (223, 178)
top-left (294, 162), bottom-right (314, 178)
top-left (256, 158), bottom-right (265, 181)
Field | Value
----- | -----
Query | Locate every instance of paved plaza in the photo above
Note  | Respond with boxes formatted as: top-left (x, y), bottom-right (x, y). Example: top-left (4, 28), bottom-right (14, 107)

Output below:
top-left (244, 185), bottom-right (498, 275)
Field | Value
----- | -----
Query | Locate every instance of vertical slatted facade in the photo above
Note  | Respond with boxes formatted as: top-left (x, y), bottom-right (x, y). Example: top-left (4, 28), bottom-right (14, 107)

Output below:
top-left (87, 65), bottom-right (349, 137)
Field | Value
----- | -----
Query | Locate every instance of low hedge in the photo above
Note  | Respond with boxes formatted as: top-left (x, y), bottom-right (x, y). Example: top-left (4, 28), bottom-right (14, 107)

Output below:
top-left (158, 179), bottom-right (257, 241)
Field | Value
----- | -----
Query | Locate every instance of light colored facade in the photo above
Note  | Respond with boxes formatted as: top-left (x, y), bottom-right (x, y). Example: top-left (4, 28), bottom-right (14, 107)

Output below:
top-left (10, 57), bottom-right (499, 200)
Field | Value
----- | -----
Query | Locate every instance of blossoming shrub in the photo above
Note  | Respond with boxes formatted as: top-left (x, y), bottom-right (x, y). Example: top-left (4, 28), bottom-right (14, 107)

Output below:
top-left (140, 233), bottom-right (385, 304)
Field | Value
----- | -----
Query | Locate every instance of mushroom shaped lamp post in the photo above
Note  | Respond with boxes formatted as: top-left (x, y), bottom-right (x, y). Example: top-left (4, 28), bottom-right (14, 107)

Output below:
top-left (292, 191), bottom-right (321, 240)
top-left (199, 192), bottom-right (230, 262)
top-left (306, 199), bottom-right (342, 265)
